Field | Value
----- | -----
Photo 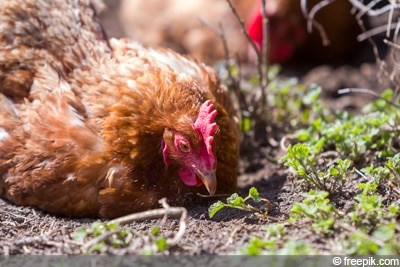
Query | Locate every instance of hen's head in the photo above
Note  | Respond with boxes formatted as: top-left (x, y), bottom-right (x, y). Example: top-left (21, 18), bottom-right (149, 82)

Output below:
top-left (161, 100), bottom-right (218, 195)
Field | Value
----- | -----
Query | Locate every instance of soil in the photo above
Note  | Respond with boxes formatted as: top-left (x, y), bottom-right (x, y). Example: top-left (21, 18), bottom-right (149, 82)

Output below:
top-left (0, 0), bottom-right (395, 255)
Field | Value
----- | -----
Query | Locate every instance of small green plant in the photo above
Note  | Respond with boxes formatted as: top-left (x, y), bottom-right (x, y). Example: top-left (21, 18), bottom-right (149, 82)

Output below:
top-left (289, 190), bottom-right (337, 235)
top-left (73, 222), bottom-right (169, 254)
top-left (239, 224), bottom-right (284, 255)
top-left (293, 103), bottom-right (398, 163)
top-left (266, 79), bottom-right (327, 131)
top-left (348, 182), bottom-right (394, 232)
top-left (338, 220), bottom-right (400, 255)
top-left (73, 221), bottom-right (132, 254)
top-left (141, 226), bottom-right (168, 255)
top-left (238, 224), bottom-right (317, 255)
top-left (282, 143), bottom-right (351, 192)
top-left (208, 187), bottom-right (269, 218)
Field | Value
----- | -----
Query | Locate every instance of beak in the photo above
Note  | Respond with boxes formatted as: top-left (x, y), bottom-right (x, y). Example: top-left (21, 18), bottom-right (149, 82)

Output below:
top-left (195, 169), bottom-right (217, 195)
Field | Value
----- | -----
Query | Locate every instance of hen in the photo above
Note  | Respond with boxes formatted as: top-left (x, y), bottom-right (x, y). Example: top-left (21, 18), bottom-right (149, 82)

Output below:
top-left (247, 0), bottom-right (361, 64)
top-left (0, 0), bottom-right (239, 218)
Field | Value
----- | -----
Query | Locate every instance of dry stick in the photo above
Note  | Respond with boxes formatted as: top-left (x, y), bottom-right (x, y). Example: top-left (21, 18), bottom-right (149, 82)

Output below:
top-left (388, 181), bottom-right (400, 196)
top-left (353, 6), bottom-right (385, 82)
top-left (302, 0), bottom-right (333, 46)
top-left (213, 20), bottom-right (248, 113)
top-left (337, 88), bottom-right (400, 109)
top-left (353, 0), bottom-right (381, 19)
top-left (225, 0), bottom-right (269, 136)
top-left (109, 198), bottom-right (187, 246)
top-left (352, 1), bottom-right (400, 96)
top-left (387, 19), bottom-right (400, 56)
top-left (225, 0), bottom-right (260, 61)
top-left (388, 16), bottom-right (400, 95)
top-left (387, 2), bottom-right (396, 37)
top-left (356, 0), bottom-right (398, 90)
top-left (218, 0), bottom-right (251, 126)
top-left (197, 192), bottom-right (232, 198)
top-left (348, 0), bottom-right (400, 17)
top-left (260, 0), bottom-right (269, 114)
top-left (387, 19), bottom-right (400, 96)
top-left (357, 23), bottom-right (399, 42)
top-left (351, 0), bottom-right (400, 44)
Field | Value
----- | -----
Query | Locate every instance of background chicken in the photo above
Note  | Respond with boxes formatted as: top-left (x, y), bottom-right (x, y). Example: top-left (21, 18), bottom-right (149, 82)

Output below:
top-left (119, 0), bottom-right (258, 65)
top-left (0, 0), bottom-right (239, 218)
top-left (247, 0), bottom-right (362, 64)
top-left (119, 0), bottom-right (361, 65)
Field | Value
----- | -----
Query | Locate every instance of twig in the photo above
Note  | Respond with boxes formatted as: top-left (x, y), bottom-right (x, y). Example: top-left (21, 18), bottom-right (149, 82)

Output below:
top-left (349, 0), bottom-right (400, 95)
top-left (225, 226), bottom-right (239, 246)
top-left (259, 0), bottom-right (269, 112)
top-left (348, 0), bottom-right (400, 17)
top-left (387, 2), bottom-right (396, 37)
top-left (225, 0), bottom-right (270, 141)
top-left (357, 23), bottom-right (399, 42)
top-left (217, 21), bottom-right (248, 113)
top-left (109, 198), bottom-right (187, 245)
top-left (225, 0), bottom-right (260, 60)
top-left (388, 181), bottom-right (400, 196)
top-left (197, 192), bottom-right (232, 198)
top-left (279, 134), bottom-right (297, 151)
top-left (302, 0), bottom-right (333, 46)
top-left (337, 87), bottom-right (400, 109)
top-left (347, 0), bottom-right (383, 70)
top-left (198, 17), bottom-right (249, 121)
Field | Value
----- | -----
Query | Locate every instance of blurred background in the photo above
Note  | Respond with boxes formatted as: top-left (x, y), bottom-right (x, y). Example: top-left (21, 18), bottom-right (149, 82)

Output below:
top-left (98, 0), bottom-right (400, 112)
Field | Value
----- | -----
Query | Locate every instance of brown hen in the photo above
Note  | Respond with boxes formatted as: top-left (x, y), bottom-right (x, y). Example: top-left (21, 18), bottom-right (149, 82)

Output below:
top-left (0, 0), bottom-right (239, 218)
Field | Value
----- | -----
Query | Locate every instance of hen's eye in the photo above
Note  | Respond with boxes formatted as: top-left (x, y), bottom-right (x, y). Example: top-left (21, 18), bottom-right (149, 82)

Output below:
top-left (179, 141), bottom-right (190, 153)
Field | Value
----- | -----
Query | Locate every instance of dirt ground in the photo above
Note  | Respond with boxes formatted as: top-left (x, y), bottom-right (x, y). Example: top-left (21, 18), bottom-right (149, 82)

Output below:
top-left (0, 0), bottom-right (394, 255)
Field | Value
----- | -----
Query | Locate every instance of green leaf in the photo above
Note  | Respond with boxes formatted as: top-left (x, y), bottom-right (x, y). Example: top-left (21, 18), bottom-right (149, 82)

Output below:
top-left (208, 201), bottom-right (226, 218)
top-left (150, 226), bottom-right (160, 236)
top-left (243, 237), bottom-right (275, 255)
top-left (155, 237), bottom-right (168, 252)
top-left (227, 193), bottom-right (245, 207)
top-left (89, 242), bottom-right (107, 253)
top-left (106, 222), bottom-right (120, 231)
top-left (249, 187), bottom-right (262, 202)
top-left (240, 117), bottom-right (252, 132)
top-left (293, 143), bottom-right (310, 157)
top-left (372, 223), bottom-right (395, 242)
top-left (303, 86), bottom-right (322, 105)
top-left (329, 167), bottom-right (340, 176)
top-left (73, 226), bottom-right (88, 242)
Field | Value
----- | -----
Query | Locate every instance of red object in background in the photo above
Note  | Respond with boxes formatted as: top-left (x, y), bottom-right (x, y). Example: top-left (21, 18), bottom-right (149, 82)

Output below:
top-left (246, 0), bottom-right (361, 65)
top-left (246, 6), bottom-right (306, 63)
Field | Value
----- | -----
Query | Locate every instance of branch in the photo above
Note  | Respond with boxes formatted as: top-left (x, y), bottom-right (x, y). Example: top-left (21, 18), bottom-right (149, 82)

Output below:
top-left (301, 0), bottom-right (333, 46)
top-left (225, 0), bottom-right (270, 141)
top-left (109, 198), bottom-right (187, 245)
top-left (348, 0), bottom-right (400, 17)
top-left (357, 23), bottom-right (399, 41)
top-left (337, 87), bottom-right (400, 109)
top-left (225, 0), bottom-right (260, 60)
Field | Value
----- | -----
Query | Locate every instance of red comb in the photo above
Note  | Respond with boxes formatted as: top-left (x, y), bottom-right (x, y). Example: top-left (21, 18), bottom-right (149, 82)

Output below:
top-left (194, 100), bottom-right (217, 156)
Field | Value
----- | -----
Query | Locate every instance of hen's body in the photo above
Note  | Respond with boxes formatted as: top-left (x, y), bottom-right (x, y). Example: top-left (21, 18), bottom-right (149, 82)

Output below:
top-left (0, 0), bottom-right (239, 218)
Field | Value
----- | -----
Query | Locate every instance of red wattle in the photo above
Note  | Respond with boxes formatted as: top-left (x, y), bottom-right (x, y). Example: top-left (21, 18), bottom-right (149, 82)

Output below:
top-left (178, 168), bottom-right (203, 187)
